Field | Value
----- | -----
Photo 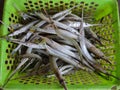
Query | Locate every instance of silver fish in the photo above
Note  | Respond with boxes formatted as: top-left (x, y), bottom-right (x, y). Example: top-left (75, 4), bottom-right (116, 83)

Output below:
top-left (45, 44), bottom-right (85, 69)
top-left (20, 58), bottom-right (35, 73)
top-left (8, 20), bottom-right (39, 36)
top-left (78, 9), bottom-right (96, 64)
top-left (8, 38), bottom-right (46, 49)
top-left (10, 23), bottom-right (23, 30)
top-left (44, 37), bottom-right (79, 60)
top-left (49, 56), bottom-right (67, 90)
top-left (2, 47), bottom-right (32, 87)
top-left (11, 31), bottom-right (33, 55)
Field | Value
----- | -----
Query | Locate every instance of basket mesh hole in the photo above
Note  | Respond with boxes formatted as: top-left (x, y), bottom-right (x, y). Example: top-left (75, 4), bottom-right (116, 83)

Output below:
top-left (70, 1), bottom-right (74, 4)
top-left (55, 3), bottom-right (58, 5)
top-left (13, 60), bottom-right (16, 64)
top-left (19, 81), bottom-right (24, 83)
top-left (39, 1), bottom-right (42, 3)
top-left (9, 60), bottom-right (12, 64)
top-left (8, 44), bottom-right (11, 48)
top-left (7, 66), bottom-right (10, 70)
top-left (45, 3), bottom-right (48, 6)
top-left (6, 49), bottom-right (9, 53)
top-left (95, 4), bottom-right (99, 6)
top-left (30, 5), bottom-right (33, 7)
top-left (75, 3), bottom-right (78, 6)
top-left (70, 5), bottom-right (73, 7)
top-left (80, 5), bottom-right (83, 8)
top-left (80, 1), bottom-right (84, 4)
top-left (26, 6), bottom-right (29, 9)
top-left (35, 6), bottom-right (39, 9)
top-left (89, 6), bottom-right (93, 8)
top-left (85, 3), bottom-right (88, 6)
top-left (5, 60), bottom-right (8, 64)
top-left (34, 2), bottom-right (38, 5)
top-left (7, 55), bottom-right (10, 59)
top-left (10, 49), bottom-right (13, 53)
top-left (11, 66), bottom-right (14, 70)
top-left (26, 79), bottom-right (30, 82)
top-left (24, 82), bottom-right (28, 84)
top-left (15, 16), bottom-right (18, 19)
top-left (49, 1), bottom-right (53, 3)
top-left (11, 14), bottom-right (14, 17)
top-left (8, 28), bottom-right (11, 32)
top-left (93, 8), bottom-right (96, 10)
top-left (30, 81), bottom-right (34, 83)
top-left (28, 1), bottom-right (32, 3)
top-left (24, 3), bottom-right (28, 5)
top-left (9, 18), bottom-right (11, 21)
top-left (12, 20), bottom-right (15, 23)
top-left (35, 82), bottom-right (40, 84)
top-left (91, 2), bottom-right (95, 4)
top-left (60, 1), bottom-right (64, 4)
top-left (40, 5), bottom-right (43, 7)
top-left (65, 3), bottom-right (68, 5)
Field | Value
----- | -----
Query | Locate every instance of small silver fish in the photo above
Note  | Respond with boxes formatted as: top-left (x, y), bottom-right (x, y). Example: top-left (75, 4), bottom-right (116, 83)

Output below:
top-left (8, 20), bottom-right (39, 36)
top-left (49, 55), bottom-right (67, 90)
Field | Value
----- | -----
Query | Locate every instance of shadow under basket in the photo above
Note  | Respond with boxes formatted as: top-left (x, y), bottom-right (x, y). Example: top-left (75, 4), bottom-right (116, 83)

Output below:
top-left (0, 0), bottom-right (120, 90)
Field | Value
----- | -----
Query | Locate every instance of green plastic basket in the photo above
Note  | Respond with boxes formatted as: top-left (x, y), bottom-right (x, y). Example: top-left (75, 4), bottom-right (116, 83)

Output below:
top-left (0, 0), bottom-right (120, 90)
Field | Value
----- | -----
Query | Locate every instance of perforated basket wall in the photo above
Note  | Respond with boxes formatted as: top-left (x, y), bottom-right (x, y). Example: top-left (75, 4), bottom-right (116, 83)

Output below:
top-left (0, 0), bottom-right (120, 90)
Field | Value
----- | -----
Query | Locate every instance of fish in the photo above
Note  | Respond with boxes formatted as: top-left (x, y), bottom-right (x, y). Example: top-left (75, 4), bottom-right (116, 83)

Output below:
top-left (42, 13), bottom-right (84, 63)
top-left (7, 38), bottom-right (46, 49)
top-left (11, 30), bottom-right (34, 55)
top-left (45, 44), bottom-right (85, 70)
top-left (2, 47), bottom-right (32, 87)
top-left (43, 37), bottom-right (79, 60)
top-left (34, 10), bottom-right (70, 28)
top-left (8, 20), bottom-right (39, 36)
top-left (85, 27), bottom-right (102, 45)
top-left (10, 23), bottom-right (23, 30)
top-left (20, 53), bottom-right (42, 60)
top-left (85, 39), bottom-right (112, 64)
top-left (36, 12), bottom-right (80, 35)
top-left (66, 21), bottom-right (101, 28)
top-left (20, 58), bottom-right (35, 73)
top-left (59, 65), bottom-right (74, 75)
top-left (52, 4), bottom-right (81, 19)
top-left (2, 58), bottom-right (29, 88)
top-left (48, 65), bottom-right (74, 77)
top-left (78, 8), bottom-right (97, 64)
top-left (49, 56), bottom-right (67, 90)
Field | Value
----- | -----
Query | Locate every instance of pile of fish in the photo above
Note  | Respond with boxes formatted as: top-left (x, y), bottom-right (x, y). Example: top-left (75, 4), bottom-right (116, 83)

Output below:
top-left (1, 5), bottom-right (118, 90)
